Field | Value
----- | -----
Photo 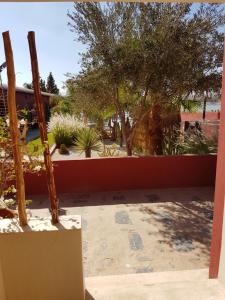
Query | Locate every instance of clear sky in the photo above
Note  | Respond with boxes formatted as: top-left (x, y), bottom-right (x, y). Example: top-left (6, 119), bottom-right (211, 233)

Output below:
top-left (0, 2), bottom-right (85, 93)
top-left (0, 3), bottom-right (224, 95)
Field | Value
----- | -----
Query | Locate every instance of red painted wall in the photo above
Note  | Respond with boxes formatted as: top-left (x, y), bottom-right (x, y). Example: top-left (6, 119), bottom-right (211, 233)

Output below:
top-left (181, 112), bottom-right (220, 122)
top-left (25, 155), bottom-right (216, 195)
top-left (209, 41), bottom-right (225, 278)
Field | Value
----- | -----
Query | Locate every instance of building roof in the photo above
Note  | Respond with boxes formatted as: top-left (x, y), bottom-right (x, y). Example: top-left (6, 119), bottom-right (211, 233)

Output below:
top-left (1, 83), bottom-right (54, 97)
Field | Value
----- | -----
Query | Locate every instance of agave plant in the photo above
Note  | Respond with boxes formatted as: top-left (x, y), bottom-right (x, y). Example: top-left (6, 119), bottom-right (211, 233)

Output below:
top-left (74, 127), bottom-right (102, 157)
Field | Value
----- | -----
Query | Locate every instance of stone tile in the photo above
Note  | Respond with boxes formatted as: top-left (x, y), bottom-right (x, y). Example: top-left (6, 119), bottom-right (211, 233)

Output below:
top-left (154, 212), bottom-right (172, 225)
top-left (115, 211), bottom-right (132, 224)
top-left (137, 256), bottom-right (153, 262)
top-left (171, 236), bottom-right (195, 252)
top-left (129, 232), bottom-right (143, 250)
top-left (135, 266), bottom-right (153, 273)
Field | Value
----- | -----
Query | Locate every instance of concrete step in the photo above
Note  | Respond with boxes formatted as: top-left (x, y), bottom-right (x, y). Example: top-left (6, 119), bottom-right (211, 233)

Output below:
top-left (85, 269), bottom-right (225, 300)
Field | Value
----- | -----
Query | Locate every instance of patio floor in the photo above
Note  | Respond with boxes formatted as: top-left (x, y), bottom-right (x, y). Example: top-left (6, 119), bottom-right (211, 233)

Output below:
top-left (29, 186), bottom-right (214, 277)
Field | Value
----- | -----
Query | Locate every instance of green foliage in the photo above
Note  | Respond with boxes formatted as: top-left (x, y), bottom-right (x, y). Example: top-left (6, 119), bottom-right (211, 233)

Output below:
top-left (18, 108), bottom-right (29, 119)
top-left (74, 127), bottom-right (101, 157)
top-left (162, 127), bottom-right (184, 155)
top-left (46, 72), bottom-right (59, 94)
top-left (50, 95), bottom-right (74, 115)
top-left (48, 114), bottom-right (83, 147)
top-left (23, 77), bottom-right (47, 92)
top-left (27, 133), bottom-right (54, 155)
top-left (68, 3), bottom-right (225, 154)
top-left (180, 133), bottom-right (217, 155)
top-left (23, 82), bottom-right (33, 90)
top-left (0, 117), bottom-right (44, 210)
top-left (65, 70), bottom-right (116, 121)
top-left (162, 128), bottom-right (218, 155)
top-left (98, 144), bottom-right (120, 157)
top-left (52, 126), bottom-right (76, 147)
top-left (181, 100), bottom-right (202, 113)
top-left (40, 78), bottom-right (47, 92)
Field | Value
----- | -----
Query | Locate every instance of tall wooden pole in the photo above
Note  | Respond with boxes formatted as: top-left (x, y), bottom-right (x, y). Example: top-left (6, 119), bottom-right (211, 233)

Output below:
top-left (27, 31), bottom-right (59, 224)
top-left (2, 31), bottom-right (28, 226)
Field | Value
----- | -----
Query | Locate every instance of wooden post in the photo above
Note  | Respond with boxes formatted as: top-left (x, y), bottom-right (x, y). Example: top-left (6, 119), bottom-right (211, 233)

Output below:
top-left (2, 31), bottom-right (28, 226)
top-left (27, 31), bottom-right (59, 224)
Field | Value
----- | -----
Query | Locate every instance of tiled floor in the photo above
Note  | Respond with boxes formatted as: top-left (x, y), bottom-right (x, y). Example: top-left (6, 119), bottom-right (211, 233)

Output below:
top-left (29, 186), bottom-right (214, 277)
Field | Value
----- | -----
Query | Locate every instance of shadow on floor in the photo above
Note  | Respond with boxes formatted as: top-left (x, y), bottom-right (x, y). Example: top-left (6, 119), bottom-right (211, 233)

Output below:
top-left (28, 187), bottom-right (214, 209)
top-left (139, 199), bottom-right (213, 256)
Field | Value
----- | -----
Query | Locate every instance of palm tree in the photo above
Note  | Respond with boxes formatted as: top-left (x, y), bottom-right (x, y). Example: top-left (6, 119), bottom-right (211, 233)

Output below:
top-left (75, 127), bottom-right (102, 158)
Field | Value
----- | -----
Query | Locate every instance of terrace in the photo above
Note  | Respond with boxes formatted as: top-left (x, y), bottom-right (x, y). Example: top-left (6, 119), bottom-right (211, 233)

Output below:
top-left (30, 186), bottom-right (214, 277)
top-left (1, 2), bottom-right (225, 300)
top-left (18, 153), bottom-right (225, 299)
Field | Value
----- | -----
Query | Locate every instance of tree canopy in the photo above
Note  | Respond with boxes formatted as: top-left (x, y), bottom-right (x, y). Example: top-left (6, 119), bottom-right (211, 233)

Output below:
top-left (67, 3), bottom-right (225, 155)
top-left (23, 74), bottom-right (56, 94)
top-left (46, 72), bottom-right (59, 95)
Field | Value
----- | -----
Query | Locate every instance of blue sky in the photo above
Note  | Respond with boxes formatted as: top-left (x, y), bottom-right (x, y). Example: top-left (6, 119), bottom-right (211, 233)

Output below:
top-left (0, 3), bottom-right (224, 94)
top-left (0, 2), bottom-right (85, 93)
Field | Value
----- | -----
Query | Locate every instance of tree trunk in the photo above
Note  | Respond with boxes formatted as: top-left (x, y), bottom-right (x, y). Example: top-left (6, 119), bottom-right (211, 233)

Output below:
top-left (148, 102), bottom-right (163, 155)
top-left (85, 149), bottom-right (91, 158)
top-left (203, 96), bottom-right (207, 121)
top-left (120, 111), bottom-right (132, 156)
top-left (119, 124), bottom-right (123, 147)
top-left (114, 88), bottom-right (132, 156)
top-left (96, 118), bottom-right (104, 133)
top-left (111, 121), bottom-right (117, 141)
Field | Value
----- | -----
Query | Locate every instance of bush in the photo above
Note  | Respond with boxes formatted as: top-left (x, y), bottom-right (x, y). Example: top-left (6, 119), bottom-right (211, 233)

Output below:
top-left (180, 133), bottom-right (217, 155)
top-left (48, 114), bottom-right (83, 147)
top-left (162, 127), bottom-right (218, 155)
top-left (98, 144), bottom-right (120, 157)
top-left (0, 117), bottom-right (43, 213)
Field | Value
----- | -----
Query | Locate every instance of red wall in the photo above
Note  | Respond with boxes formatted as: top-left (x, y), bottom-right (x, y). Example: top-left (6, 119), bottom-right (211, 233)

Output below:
top-left (181, 112), bottom-right (220, 122)
top-left (209, 40), bottom-right (225, 278)
top-left (25, 155), bottom-right (216, 195)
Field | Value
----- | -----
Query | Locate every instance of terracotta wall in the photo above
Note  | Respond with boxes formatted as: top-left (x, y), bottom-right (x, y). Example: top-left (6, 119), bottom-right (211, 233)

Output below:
top-left (209, 39), bottom-right (225, 279)
top-left (181, 112), bottom-right (220, 122)
top-left (25, 155), bottom-right (216, 195)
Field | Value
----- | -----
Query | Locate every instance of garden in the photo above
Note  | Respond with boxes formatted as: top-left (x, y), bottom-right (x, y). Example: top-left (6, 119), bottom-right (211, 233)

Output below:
top-left (28, 2), bottom-right (221, 159)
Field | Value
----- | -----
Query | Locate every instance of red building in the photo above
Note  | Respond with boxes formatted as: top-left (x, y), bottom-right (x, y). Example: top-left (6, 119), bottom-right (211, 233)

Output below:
top-left (0, 84), bottom-right (53, 119)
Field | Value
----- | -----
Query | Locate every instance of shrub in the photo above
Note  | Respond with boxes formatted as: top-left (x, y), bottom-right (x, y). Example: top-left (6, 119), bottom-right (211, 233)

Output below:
top-left (162, 127), bottom-right (218, 155)
top-left (48, 114), bottom-right (83, 147)
top-left (180, 133), bottom-right (217, 155)
top-left (0, 117), bottom-right (43, 213)
top-left (98, 144), bottom-right (120, 157)
top-left (74, 127), bottom-right (102, 157)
